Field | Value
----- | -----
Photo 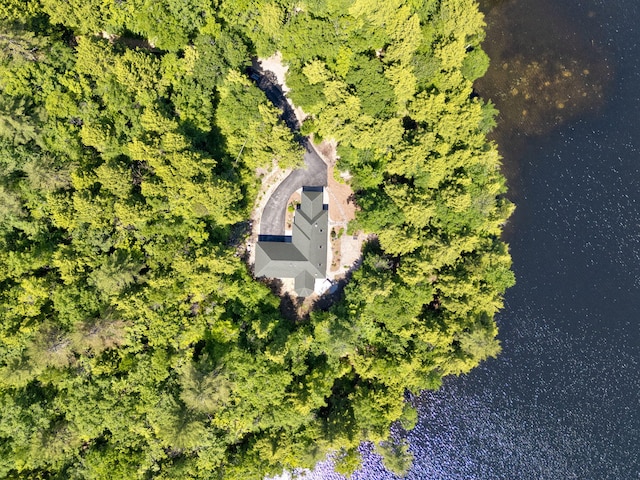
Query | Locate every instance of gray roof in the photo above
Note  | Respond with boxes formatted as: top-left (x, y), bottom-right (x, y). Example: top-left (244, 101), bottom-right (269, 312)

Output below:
top-left (294, 270), bottom-right (315, 297)
top-left (255, 187), bottom-right (329, 296)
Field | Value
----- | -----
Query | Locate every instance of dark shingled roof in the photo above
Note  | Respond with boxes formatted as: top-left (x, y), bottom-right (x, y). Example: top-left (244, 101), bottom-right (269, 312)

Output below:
top-left (255, 187), bottom-right (329, 297)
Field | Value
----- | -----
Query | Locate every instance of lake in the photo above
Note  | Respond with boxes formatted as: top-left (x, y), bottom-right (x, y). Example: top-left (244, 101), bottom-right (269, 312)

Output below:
top-left (303, 0), bottom-right (640, 478)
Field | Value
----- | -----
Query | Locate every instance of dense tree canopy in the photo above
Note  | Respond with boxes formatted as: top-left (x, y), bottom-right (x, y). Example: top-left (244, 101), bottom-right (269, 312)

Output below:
top-left (0, 0), bottom-right (513, 478)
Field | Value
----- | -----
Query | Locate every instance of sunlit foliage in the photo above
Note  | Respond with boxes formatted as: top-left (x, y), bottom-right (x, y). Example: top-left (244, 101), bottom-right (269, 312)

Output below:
top-left (0, 0), bottom-right (513, 478)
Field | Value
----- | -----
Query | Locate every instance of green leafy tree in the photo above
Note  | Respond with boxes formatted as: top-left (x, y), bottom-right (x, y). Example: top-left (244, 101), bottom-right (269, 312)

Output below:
top-left (0, 0), bottom-right (512, 477)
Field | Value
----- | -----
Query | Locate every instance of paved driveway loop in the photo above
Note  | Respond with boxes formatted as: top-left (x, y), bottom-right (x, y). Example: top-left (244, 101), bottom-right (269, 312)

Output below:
top-left (260, 139), bottom-right (327, 236)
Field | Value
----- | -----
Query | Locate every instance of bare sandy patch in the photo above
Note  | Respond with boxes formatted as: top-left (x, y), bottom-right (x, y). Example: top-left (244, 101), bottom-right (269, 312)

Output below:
top-left (259, 52), bottom-right (290, 93)
top-left (258, 52), bottom-right (309, 126)
top-left (318, 145), bottom-right (364, 281)
top-left (314, 138), bottom-right (338, 166)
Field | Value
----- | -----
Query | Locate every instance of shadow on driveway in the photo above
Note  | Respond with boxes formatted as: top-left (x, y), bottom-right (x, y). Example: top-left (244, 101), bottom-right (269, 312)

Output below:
top-left (250, 62), bottom-right (329, 236)
top-left (259, 139), bottom-right (327, 235)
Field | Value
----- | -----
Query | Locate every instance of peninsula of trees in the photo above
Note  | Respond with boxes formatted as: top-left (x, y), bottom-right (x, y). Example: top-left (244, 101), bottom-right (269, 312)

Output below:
top-left (0, 0), bottom-right (514, 478)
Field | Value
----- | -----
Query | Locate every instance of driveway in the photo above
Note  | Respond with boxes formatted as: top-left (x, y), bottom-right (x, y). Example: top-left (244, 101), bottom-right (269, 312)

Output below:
top-left (259, 138), bottom-right (327, 236)
top-left (249, 66), bottom-right (328, 236)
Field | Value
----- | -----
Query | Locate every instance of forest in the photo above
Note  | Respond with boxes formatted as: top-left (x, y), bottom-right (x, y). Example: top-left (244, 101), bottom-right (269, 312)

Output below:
top-left (0, 0), bottom-right (514, 478)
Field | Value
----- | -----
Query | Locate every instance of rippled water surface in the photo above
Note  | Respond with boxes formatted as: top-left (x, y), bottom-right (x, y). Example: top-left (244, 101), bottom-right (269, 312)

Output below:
top-left (301, 0), bottom-right (640, 478)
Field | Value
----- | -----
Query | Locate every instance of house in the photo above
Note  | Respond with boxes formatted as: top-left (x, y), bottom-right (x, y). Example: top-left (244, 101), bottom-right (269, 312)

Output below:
top-left (255, 187), bottom-right (328, 296)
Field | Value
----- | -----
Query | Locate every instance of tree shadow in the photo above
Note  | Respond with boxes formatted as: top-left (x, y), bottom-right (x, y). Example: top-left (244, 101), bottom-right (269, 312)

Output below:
top-left (259, 277), bottom-right (306, 323)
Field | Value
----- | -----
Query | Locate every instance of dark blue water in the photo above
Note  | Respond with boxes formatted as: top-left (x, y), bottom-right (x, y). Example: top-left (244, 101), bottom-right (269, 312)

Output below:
top-left (300, 0), bottom-right (640, 478)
